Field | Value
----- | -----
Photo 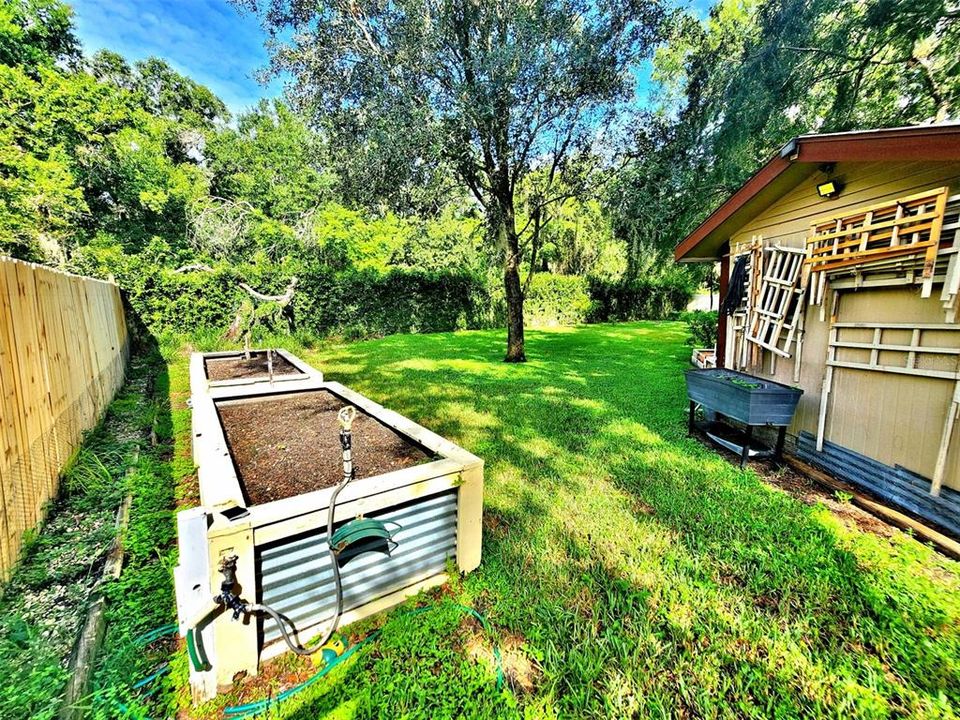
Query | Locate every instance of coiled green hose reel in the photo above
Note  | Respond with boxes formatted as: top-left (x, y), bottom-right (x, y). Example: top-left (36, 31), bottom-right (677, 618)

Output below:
top-left (329, 518), bottom-right (400, 554)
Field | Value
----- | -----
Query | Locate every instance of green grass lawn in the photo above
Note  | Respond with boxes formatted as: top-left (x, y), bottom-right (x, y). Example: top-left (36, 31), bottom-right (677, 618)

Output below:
top-left (173, 322), bottom-right (959, 719)
top-left (8, 321), bottom-right (954, 719)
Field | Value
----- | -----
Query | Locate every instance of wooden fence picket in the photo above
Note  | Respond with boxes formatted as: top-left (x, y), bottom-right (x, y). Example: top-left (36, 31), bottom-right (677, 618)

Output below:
top-left (0, 258), bottom-right (128, 581)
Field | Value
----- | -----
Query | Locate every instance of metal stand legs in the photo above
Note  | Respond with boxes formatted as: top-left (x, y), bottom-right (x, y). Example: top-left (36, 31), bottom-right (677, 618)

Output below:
top-left (740, 425), bottom-right (753, 468)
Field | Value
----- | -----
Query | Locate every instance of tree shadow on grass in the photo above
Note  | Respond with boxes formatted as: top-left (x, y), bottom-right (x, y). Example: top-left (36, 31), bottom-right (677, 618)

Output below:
top-left (290, 322), bottom-right (960, 718)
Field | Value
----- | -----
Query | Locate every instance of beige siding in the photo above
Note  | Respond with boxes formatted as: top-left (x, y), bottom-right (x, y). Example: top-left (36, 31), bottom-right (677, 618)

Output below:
top-left (727, 161), bottom-right (960, 491)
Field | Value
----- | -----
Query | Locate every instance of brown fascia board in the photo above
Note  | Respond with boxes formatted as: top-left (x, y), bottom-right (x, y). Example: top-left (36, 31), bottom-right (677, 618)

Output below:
top-left (795, 123), bottom-right (960, 163)
top-left (674, 124), bottom-right (960, 262)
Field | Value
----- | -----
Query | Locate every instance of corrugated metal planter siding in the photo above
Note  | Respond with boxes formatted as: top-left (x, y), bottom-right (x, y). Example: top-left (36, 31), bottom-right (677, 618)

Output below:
top-left (257, 490), bottom-right (458, 649)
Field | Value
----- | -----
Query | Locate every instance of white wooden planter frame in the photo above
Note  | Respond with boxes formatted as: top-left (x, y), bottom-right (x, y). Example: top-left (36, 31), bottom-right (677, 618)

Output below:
top-left (190, 348), bottom-right (322, 396)
top-left (175, 350), bottom-right (483, 702)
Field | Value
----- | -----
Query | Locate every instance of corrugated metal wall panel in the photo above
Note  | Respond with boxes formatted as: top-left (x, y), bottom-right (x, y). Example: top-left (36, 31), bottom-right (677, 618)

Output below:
top-left (257, 490), bottom-right (457, 647)
top-left (796, 431), bottom-right (960, 537)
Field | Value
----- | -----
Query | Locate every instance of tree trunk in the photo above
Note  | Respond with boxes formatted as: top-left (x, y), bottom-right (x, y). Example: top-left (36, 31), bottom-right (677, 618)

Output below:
top-left (500, 211), bottom-right (526, 363)
top-left (504, 250), bottom-right (526, 362)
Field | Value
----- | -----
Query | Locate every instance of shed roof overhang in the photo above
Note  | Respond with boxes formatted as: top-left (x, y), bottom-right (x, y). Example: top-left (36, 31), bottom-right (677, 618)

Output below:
top-left (674, 123), bottom-right (960, 263)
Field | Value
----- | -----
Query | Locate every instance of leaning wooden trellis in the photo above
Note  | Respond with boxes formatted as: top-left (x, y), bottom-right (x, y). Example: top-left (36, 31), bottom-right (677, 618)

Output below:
top-left (745, 245), bottom-right (808, 362)
top-left (815, 194), bottom-right (960, 320)
top-left (727, 238), bottom-right (808, 377)
top-left (816, 320), bottom-right (960, 496)
top-left (806, 187), bottom-right (950, 307)
top-left (727, 237), bottom-right (764, 371)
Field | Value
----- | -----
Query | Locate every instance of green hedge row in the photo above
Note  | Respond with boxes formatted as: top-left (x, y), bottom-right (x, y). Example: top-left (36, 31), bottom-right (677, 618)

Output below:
top-left (124, 265), bottom-right (497, 339)
top-left (587, 276), bottom-right (694, 322)
top-left (98, 261), bottom-right (693, 339)
top-left (292, 267), bottom-right (497, 338)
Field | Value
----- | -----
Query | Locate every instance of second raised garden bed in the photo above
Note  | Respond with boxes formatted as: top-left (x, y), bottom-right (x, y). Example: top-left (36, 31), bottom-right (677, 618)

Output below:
top-left (193, 348), bottom-right (320, 393)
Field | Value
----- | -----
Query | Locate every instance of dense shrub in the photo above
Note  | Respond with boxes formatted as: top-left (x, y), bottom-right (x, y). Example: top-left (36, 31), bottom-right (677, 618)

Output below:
top-left (524, 274), bottom-right (592, 326)
top-left (83, 260), bottom-right (495, 339)
top-left (680, 310), bottom-right (718, 348)
top-left (587, 275), bottom-right (694, 322)
top-left (119, 268), bottom-right (696, 338)
top-left (132, 266), bottom-right (243, 331)
top-left (73, 237), bottom-right (695, 339)
top-left (292, 267), bottom-right (498, 338)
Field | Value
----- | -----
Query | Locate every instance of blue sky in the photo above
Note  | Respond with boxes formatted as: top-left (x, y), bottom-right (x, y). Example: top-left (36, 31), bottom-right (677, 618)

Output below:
top-left (69, 0), bottom-right (283, 115)
top-left (68, 0), bottom-right (716, 117)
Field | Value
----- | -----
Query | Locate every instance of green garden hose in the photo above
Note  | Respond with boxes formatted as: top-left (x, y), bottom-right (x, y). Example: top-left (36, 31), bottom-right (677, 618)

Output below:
top-left (186, 627), bottom-right (209, 672)
top-left (222, 602), bottom-right (506, 718)
top-left (109, 603), bottom-right (505, 719)
top-left (104, 622), bottom-right (179, 718)
top-left (329, 517), bottom-right (399, 553)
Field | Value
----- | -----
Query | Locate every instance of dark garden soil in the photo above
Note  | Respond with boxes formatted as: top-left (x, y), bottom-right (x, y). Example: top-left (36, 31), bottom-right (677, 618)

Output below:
top-left (217, 390), bottom-right (434, 505)
top-left (205, 352), bottom-right (299, 381)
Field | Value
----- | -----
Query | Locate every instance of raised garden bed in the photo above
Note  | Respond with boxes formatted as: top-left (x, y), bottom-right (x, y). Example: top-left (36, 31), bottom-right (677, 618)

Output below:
top-left (193, 349), bottom-right (320, 393)
top-left (175, 352), bottom-right (483, 702)
top-left (217, 390), bottom-right (434, 505)
top-left (685, 368), bottom-right (802, 467)
top-left (205, 351), bottom-right (297, 381)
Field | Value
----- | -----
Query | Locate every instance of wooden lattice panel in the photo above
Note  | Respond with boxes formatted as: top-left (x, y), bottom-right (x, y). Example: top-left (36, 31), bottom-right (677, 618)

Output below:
top-left (745, 246), bottom-right (807, 358)
top-left (938, 195), bottom-right (960, 320)
top-left (817, 321), bottom-right (960, 496)
top-left (806, 187), bottom-right (949, 304)
top-left (826, 322), bottom-right (960, 380)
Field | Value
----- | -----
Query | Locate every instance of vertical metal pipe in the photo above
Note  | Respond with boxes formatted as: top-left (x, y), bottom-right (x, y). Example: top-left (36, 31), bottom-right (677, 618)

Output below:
top-left (338, 406), bottom-right (356, 483)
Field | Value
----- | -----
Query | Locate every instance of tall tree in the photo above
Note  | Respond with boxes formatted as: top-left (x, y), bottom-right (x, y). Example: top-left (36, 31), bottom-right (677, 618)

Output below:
top-left (207, 100), bottom-right (334, 221)
top-left (238, 0), bottom-right (665, 361)
top-left (0, 0), bottom-right (79, 71)
top-left (653, 0), bottom-right (959, 203)
top-left (611, 0), bottom-right (959, 279)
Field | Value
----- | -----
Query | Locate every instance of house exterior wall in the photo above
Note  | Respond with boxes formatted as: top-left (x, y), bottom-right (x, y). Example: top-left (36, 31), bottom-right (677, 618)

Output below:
top-left (726, 160), bottom-right (960, 492)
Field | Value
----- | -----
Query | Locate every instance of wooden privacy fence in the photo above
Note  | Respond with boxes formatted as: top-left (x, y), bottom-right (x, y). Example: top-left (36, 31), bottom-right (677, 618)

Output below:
top-left (0, 257), bottom-right (128, 580)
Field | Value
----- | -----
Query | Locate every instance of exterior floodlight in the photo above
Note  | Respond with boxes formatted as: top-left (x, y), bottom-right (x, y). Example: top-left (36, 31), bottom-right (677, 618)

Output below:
top-left (817, 179), bottom-right (844, 198)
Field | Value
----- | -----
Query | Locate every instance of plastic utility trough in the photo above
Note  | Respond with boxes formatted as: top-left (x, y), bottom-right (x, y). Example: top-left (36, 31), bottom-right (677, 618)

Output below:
top-left (175, 350), bottom-right (483, 702)
top-left (685, 368), bottom-right (802, 467)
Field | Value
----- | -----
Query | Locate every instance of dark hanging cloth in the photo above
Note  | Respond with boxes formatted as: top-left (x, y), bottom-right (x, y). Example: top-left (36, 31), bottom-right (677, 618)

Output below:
top-left (721, 254), bottom-right (748, 316)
